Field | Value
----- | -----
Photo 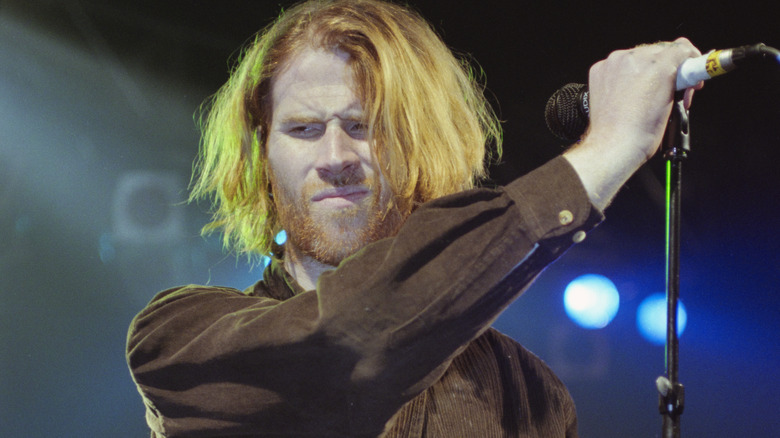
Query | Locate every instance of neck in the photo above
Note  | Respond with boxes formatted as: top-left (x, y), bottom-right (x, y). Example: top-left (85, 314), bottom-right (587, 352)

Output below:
top-left (282, 244), bottom-right (336, 291)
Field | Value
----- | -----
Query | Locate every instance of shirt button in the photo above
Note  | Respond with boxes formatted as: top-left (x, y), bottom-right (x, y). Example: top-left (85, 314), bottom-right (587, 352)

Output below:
top-left (558, 210), bottom-right (574, 226)
top-left (572, 230), bottom-right (587, 243)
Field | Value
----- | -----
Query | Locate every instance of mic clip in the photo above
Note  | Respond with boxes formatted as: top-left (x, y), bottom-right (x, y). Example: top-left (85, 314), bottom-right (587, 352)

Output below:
top-left (656, 376), bottom-right (686, 417)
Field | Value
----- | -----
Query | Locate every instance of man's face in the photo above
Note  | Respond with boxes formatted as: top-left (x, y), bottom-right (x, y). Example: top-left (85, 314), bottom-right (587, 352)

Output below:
top-left (266, 47), bottom-right (402, 266)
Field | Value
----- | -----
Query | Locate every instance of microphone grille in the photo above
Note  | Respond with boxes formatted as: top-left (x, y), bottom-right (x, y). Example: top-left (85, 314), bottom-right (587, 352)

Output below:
top-left (545, 83), bottom-right (589, 142)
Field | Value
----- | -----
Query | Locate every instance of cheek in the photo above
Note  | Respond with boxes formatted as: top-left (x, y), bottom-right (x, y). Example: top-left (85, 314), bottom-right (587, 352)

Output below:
top-left (267, 133), bottom-right (306, 172)
top-left (266, 139), bottom-right (301, 197)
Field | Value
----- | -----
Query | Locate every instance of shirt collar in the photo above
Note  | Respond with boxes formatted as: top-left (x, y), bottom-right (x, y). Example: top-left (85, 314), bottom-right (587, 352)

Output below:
top-left (244, 257), bottom-right (307, 300)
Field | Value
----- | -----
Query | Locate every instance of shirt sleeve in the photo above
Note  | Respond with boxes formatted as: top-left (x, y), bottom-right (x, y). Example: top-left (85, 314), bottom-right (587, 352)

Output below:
top-left (126, 156), bottom-right (603, 437)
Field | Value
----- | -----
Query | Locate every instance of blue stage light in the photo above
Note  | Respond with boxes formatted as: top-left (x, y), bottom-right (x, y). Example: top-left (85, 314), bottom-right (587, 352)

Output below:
top-left (275, 230), bottom-right (287, 245)
top-left (636, 293), bottom-right (688, 345)
top-left (563, 274), bottom-right (620, 329)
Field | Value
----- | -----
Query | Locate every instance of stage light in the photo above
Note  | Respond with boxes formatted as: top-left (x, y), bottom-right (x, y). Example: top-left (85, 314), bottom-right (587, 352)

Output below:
top-left (112, 171), bottom-right (184, 244)
top-left (255, 231), bottom-right (287, 275)
top-left (563, 274), bottom-right (620, 329)
top-left (275, 230), bottom-right (287, 245)
top-left (636, 293), bottom-right (688, 345)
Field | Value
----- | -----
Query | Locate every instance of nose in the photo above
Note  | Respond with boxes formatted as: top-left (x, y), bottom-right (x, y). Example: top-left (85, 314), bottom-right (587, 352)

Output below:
top-left (315, 124), bottom-right (361, 185)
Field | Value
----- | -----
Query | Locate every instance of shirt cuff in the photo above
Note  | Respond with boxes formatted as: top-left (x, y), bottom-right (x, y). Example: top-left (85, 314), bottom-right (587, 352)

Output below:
top-left (503, 156), bottom-right (604, 248)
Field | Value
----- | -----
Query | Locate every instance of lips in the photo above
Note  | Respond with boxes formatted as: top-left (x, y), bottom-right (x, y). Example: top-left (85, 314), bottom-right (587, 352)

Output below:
top-left (311, 186), bottom-right (369, 203)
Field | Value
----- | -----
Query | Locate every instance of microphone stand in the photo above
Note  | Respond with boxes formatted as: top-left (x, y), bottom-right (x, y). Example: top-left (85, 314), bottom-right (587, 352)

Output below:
top-left (653, 43), bottom-right (780, 437)
top-left (656, 91), bottom-right (688, 438)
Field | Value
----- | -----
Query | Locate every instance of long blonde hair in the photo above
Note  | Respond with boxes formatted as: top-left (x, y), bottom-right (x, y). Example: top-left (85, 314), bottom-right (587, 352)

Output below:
top-left (190, 0), bottom-right (502, 259)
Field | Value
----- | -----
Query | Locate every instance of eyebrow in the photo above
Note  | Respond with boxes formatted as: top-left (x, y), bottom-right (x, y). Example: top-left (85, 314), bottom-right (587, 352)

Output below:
top-left (277, 116), bottom-right (322, 126)
top-left (276, 111), bottom-right (365, 127)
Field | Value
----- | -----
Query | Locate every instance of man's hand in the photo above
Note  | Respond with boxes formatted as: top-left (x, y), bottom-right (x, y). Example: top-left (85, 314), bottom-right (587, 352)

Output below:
top-left (564, 38), bottom-right (704, 211)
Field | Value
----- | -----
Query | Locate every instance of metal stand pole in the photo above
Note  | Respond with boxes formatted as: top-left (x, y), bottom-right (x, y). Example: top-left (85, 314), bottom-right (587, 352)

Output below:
top-left (657, 92), bottom-right (689, 438)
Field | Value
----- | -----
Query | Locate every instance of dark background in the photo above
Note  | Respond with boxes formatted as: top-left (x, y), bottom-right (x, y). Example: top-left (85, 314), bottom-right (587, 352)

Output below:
top-left (1, 1), bottom-right (777, 436)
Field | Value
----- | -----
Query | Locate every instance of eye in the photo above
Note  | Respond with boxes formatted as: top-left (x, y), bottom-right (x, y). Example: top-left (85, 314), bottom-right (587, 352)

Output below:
top-left (286, 124), bottom-right (323, 139)
top-left (346, 121), bottom-right (368, 140)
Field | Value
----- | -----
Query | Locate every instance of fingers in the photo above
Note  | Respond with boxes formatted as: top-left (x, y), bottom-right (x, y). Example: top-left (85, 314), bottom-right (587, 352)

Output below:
top-left (611, 38), bottom-right (704, 108)
top-left (593, 38), bottom-right (703, 87)
top-left (683, 87), bottom-right (695, 109)
top-left (644, 39), bottom-right (705, 112)
top-left (668, 38), bottom-right (705, 109)
top-left (639, 37), bottom-right (701, 57)
top-left (683, 81), bottom-right (704, 109)
top-left (672, 37), bottom-right (702, 58)
top-left (584, 37), bottom-right (704, 159)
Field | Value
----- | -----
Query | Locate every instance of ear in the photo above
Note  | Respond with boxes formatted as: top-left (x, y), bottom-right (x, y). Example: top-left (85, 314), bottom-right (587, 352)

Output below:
top-left (254, 125), bottom-right (269, 160)
top-left (255, 126), bottom-right (264, 145)
top-left (263, 159), bottom-right (274, 199)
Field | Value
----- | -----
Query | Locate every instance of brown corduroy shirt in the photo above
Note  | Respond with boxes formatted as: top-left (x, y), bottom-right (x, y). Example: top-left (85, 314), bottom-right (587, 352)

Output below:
top-left (127, 156), bottom-right (603, 437)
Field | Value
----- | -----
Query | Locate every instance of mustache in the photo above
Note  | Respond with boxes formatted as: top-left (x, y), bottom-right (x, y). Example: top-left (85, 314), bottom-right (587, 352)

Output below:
top-left (269, 165), bottom-right (382, 209)
top-left (304, 175), bottom-right (378, 200)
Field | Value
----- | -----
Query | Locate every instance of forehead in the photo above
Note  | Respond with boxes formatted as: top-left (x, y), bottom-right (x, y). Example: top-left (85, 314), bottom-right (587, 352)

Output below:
top-left (270, 48), bottom-right (361, 117)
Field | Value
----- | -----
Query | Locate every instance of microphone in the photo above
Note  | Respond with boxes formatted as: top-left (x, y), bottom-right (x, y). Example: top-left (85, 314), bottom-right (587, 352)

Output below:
top-left (677, 43), bottom-right (779, 89)
top-left (544, 83), bottom-right (590, 142)
top-left (545, 43), bottom-right (780, 141)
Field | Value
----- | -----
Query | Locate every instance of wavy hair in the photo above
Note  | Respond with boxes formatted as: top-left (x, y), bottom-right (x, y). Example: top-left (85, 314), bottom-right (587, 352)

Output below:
top-left (190, 0), bottom-right (502, 259)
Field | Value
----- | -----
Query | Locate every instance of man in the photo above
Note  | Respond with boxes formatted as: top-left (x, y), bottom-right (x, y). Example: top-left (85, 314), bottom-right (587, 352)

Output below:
top-left (126, 0), bottom-right (702, 436)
